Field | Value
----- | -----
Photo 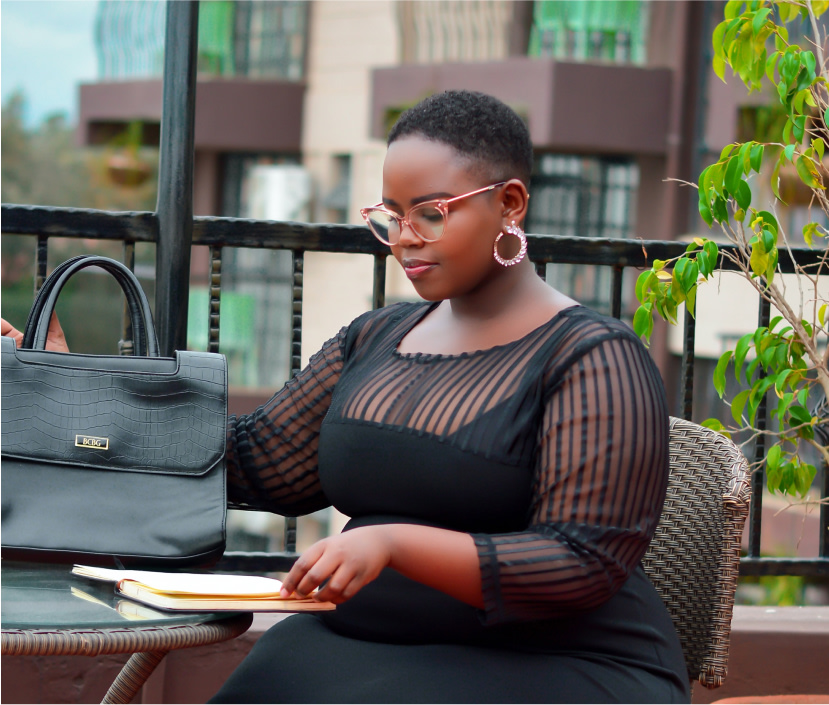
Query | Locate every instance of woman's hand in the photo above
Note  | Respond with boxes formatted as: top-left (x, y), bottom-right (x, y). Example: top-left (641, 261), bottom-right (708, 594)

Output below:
top-left (1, 318), bottom-right (24, 347)
top-left (1, 313), bottom-right (69, 352)
top-left (281, 523), bottom-right (485, 608)
top-left (281, 526), bottom-right (392, 605)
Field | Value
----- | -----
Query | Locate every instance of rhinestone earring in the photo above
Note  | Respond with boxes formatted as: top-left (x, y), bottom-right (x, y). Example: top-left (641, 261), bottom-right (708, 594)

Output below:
top-left (493, 221), bottom-right (528, 267)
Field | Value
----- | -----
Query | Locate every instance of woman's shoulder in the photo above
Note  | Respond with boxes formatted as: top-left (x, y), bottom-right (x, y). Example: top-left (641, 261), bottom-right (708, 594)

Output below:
top-left (549, 305), bottom-right (642, 346)
top-left (539, 305), bottom-right (653, 377)
top-left (343, 301), bottom-right (432, 355)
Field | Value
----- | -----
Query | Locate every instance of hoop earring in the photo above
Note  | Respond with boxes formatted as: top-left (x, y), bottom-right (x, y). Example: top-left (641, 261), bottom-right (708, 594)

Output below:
top-left (493, 221), bottom-right (527, 267)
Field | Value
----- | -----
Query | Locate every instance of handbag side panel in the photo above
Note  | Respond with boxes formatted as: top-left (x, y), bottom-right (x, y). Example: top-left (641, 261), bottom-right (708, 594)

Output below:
top-left (1, 456), bottom-right (226, 568)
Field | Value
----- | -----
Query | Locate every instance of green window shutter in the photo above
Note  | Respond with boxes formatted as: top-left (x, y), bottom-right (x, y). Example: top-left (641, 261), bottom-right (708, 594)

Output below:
top-left (198, 1), bottom-right (235, 76)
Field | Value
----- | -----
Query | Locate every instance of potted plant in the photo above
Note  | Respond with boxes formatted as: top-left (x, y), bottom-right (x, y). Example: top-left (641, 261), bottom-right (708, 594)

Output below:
top-left (105, 121), bottom-right (152, 188)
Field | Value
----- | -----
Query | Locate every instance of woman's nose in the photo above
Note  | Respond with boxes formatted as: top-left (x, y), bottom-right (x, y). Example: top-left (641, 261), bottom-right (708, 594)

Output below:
top-left (396, 220), bottom-right (424, 247)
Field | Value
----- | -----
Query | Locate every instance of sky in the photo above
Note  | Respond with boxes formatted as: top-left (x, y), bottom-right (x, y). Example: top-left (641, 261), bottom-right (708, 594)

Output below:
top-left (1, 0), bottom-right (99, 128)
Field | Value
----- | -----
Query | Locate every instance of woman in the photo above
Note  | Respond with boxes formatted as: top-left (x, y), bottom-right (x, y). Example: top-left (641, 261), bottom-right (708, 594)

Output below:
top-left (2, 91), bottom-right (690, 703)
top-left (213, 90), bottom-right (688, 703)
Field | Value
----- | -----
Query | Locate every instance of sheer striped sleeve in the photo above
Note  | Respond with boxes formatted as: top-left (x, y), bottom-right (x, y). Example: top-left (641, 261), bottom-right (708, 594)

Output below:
top-left (225, 326), bottom-right (348, 516)
top-left (473, 332), bottom-right (670, 625)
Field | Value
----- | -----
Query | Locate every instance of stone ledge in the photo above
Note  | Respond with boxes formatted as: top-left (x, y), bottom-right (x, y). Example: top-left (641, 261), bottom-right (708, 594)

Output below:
top-left (692, 606), bottom-right (829, 704)
top-left (730, 605), bottom-right (829, 632)
top-left (3, 607), bottom-right (828, 703)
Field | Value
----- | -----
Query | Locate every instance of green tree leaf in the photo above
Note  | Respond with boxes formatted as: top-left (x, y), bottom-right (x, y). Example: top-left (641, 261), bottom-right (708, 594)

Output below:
top-left (735, 332), bottom-right (754, 382)
top-left (635, 270), bottom-right (655, 303)
top-left (701, 418), bottom-right (732, 439)
top-left (633, 304), bottom-right (653, 342)
top-left (750, 142), bottom-right (765, 171)
top-left (750, 240), bottom-right (770, 277)
top-left (699, 196), bottom-right (714, 227)
top-left (789, 404), bottom-right (812, 426)
top-left (802, 50), bottom-right (817, 79)
top-left (766, 444), bottom-right (782, 474)
top-left (796, 154), bottom-right (820, 188)
top-left (736, 179), bottom-right (752, 211)
top-left (731, 389), bottom-right (751, 424)
top-left (703, 240), bottom-right (719, 269)
top-left (714, 350), bottom-right (733, 397)
top-left (725, 153), bottom-right (745, 195)
top-left (712, 194), bottom-right (729, 222)
top-left (756, 210), bottom-right (779, 235)
top-left (752, 6), bottom-right (772, 34)
top-left (761, 228), bottom-right (776, 252)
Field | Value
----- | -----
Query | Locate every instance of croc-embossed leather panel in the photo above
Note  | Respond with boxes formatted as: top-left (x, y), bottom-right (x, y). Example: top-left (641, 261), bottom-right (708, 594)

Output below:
top-left (2, 337), bottom-right (226, 476)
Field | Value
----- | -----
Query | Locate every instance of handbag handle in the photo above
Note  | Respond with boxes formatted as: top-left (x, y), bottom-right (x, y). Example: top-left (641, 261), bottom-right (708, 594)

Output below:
top-left (22, 255), bottom-right (160, 357)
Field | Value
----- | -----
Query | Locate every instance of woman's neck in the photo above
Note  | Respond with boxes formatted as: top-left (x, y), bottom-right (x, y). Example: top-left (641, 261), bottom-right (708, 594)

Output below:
top-left (445, 259), bottom-right (566, 325)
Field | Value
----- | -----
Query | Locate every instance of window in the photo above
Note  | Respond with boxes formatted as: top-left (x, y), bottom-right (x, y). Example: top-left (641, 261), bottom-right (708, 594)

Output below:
top-left (95, 0), bottom-right (308, 80)
top-left (218, 154), bottom-right (308, 390)
top-left (526, 154), bottom-right (639, 314)
top-left (527, 0), bottom-right (649, 64)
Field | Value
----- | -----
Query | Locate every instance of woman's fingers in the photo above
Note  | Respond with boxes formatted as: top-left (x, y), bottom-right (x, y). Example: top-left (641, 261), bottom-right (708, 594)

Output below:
top-left (280, 527), bottom-right (392, 604)
top-left (1, 318), bottom-right (24, 347)
top-left (46, 312), bottom-right (69, 352)
top-left (313, 565), bottom-right (361, 604)
top-left (1, 314), bottom-right (68, 352)
top-left (281, 541), bottom-right (327, 597)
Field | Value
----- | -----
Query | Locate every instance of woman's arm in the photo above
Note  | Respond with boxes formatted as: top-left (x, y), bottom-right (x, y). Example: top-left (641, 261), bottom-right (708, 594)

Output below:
top-left (225, 327), bottom-right (348, 516)
top-left (473, 332), bottom-right (670, 624)
top-left (281, 523), bottom-right (483, 607)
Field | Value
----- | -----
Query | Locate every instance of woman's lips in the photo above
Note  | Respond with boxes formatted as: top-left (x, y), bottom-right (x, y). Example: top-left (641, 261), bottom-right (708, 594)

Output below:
top-left (402, 259), bottom-right (437, 279)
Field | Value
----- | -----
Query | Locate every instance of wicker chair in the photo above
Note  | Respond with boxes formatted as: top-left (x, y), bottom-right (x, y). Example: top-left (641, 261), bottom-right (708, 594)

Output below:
top-left (642, 416), bottom-right (751, 690)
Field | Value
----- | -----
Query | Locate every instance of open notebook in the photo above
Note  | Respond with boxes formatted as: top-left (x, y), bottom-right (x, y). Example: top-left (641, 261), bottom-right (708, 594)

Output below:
top-left (72, 564), bottom-right (336, 612)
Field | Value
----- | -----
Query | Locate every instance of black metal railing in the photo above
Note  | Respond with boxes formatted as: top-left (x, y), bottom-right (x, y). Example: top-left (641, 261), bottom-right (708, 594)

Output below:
top-left (2, 202), bottom-right (828, 577)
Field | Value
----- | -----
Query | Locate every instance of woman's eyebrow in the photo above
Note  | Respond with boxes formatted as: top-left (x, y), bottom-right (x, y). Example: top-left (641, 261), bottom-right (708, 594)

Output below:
top-left (383, 192), bottom-right (455, 208)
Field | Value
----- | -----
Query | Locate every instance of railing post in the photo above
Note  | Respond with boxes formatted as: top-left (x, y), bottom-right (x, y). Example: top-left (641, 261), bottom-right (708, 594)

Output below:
top-left (155, 0), bottom-right (199, 356)
top-left (680, 306), bottom-right (696, 421)
top-left (748, 296), bottom-right (771, 559)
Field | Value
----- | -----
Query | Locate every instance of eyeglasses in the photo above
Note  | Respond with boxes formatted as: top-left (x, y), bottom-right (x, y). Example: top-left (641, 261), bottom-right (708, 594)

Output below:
top-left (360, 182), bottom-right (506, 246)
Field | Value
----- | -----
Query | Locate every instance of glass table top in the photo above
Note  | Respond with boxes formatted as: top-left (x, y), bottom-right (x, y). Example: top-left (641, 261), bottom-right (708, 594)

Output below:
top-left (1, 561), bottom-right (242, 630)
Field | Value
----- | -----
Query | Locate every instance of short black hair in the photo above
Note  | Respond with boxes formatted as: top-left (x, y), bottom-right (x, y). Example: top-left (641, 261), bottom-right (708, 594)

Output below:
top-left (387, 90), bottom-right (533, 186)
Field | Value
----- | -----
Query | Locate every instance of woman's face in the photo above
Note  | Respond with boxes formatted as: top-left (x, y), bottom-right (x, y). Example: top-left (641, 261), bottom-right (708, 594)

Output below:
top-left (381, 136), bottom-right (512, 302)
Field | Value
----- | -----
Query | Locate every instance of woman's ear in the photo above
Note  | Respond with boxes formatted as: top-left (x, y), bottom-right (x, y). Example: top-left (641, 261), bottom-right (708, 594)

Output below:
top-left (499, 179), bottom-right (530, 227)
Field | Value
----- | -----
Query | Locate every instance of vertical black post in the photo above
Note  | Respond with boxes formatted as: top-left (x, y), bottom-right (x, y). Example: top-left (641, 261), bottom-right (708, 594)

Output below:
top-left (680, 306), bottom-right (696, 421)
top-left (208, 246), bottom-right (223, 354)
top-left (748, 296), bottom-right (771, 558)
top-left (610, 266), bottom-right (623, 320)
top-left (35, 236), bottom-right (48, 293)
top-left (372, 254), bottom-right (387, 310)
top-left (820, 462), bottom-right (828, 558)
top-left (119, 241), bottom-right (136, 356)
top-left (155, 0), bottom-right (199, 356)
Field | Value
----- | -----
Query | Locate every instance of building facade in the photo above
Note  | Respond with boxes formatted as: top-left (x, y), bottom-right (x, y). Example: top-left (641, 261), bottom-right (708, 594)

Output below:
top-left (78, 0), bottom-right (757, 398)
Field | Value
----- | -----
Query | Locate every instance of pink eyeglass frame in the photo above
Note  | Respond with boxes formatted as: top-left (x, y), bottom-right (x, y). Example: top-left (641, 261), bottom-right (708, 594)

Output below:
top-left (360, 181), bottom-right (507, 245)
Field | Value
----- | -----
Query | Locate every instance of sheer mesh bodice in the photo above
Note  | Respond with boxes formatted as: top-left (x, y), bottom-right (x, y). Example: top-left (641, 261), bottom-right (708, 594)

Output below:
top-left (227, 302), bottom-right (670, 626)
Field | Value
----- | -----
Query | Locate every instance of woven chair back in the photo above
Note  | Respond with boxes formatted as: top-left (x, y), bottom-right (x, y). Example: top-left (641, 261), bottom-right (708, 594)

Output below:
top-left (642, 416), bottom-right (750, 689)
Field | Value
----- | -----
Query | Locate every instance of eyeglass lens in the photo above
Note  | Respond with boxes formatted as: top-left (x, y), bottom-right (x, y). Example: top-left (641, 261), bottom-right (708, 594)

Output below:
top-left (366, 203), bottom-right (445, 245)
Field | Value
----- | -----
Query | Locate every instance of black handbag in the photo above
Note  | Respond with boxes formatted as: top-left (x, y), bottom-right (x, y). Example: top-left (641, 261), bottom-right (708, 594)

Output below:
top-left (1, 255), bottom-right (227, 567)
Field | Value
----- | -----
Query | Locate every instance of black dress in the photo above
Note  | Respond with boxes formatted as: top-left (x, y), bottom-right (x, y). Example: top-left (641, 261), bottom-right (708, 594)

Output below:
top-left (211, 302), bottom-right (690, 704)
